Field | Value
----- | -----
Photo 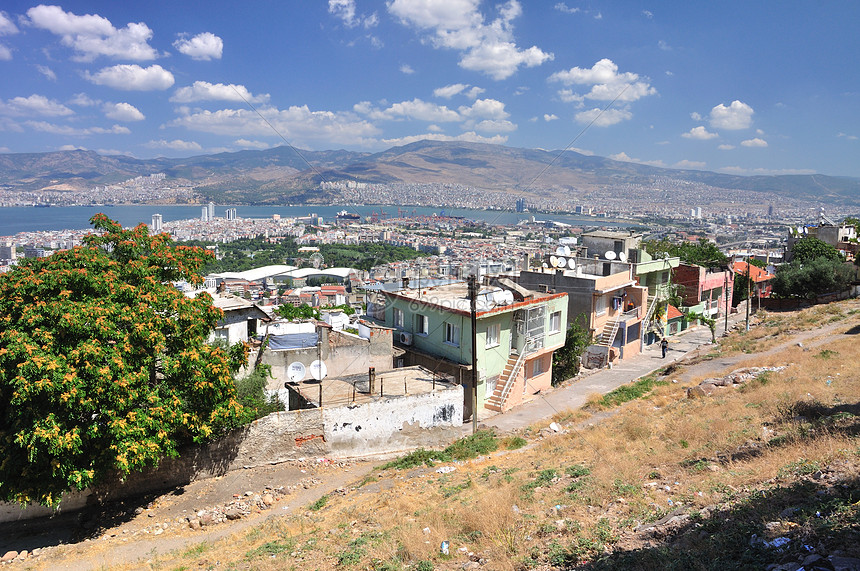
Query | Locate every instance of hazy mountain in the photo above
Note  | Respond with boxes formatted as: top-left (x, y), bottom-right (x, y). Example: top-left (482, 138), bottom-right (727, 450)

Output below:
top-left (1, 141), bottom-right (858, 206)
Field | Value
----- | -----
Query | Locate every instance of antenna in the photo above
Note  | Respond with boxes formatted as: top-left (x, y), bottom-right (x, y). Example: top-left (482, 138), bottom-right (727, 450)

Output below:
top-left (605, 251), bottom-right (617, 260)
top-left (287, 361), bottom-right (306, 383)
top-left (567, 258), bottom-right (576, 269)
top-left (618, 251), bottom-right (628, 262)
top-left (557, 256), bottom-right (567, 268)
top-left (549, 255), bottom-right (559, 268)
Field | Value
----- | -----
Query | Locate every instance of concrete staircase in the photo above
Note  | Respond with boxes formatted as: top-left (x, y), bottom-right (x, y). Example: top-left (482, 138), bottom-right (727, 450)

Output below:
top-left (485, 353), bottom-right (524, 412)
top-left (597, 319), bottom-right (620, 348)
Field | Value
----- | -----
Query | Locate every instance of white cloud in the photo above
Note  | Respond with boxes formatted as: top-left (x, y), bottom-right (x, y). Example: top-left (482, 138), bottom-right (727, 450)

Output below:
top-left (574, 107), bottom-right (632, 127)
top-left (25, 121), bottom-right (130, 135)
top-left (400, 63), bottom-right (415, 74)
top-left (36, 65), bottom-right (57, 80)
top-left (388, 0), bottom-right (553, 79)
top-left (557, 89), bottom-right (584, 105)
top-left (68, 93), bottom-right (99, 107)
top-left (459, 98), bottom-right (509, 120)
top-left (465, 86), bottom-right (485, 99)
top-left (381, 131), bottom-right (507, 146)
top-left (718, 144), bottom-right (735, 150)
top-left (674, 159), bottom-right (706, 169)
top-left (103, 102), bottom-right (145, 121)
top-left (549, 59), bottom-right (656, 103)
top-left (173, 32), bottom-right (223, 60)
top-left (472, 119), bottom-right (516, 132)
top-left (169, 105), bottom-right (380, 147)
top-left (690, 111), bottom-right (702, 121)
top-left (0, 11), bottom-right (18, 35)
top-left (434, 83), bottom-right (468, 98)
top-left (427, 124), bottom-right (443, 132)
top-left (170, 81), bottom-right (269, 104)
top-left (146, 139), bottom-right (202, 151)
top-left (544, 114), bottom-right (558, 121)
top-left (0, 94), bottom-right (74, 117)
top-left (26, 5), bottom-right (158, 62)
top-left (554, 3), bottom-right (580, 14)
top-left (709, 100), bottom-right (753, 130)
top-left (658, 40), bottom-right (670, 51)
top-left (741, 137), bottom-right (767, 147)
top-left (837, 132), bottom-right (858, 141)
top-left (58, 144), bottom-right (86, 151)
top-left (86, 64), bottom-right (174, 91)
top-left (235, 139), bottom-right (271, 149)
top-left (682, 126), bottom-right (718, 140)
top-left (0, 11), bottom-right (16, 60)
top-left (642, 10), bottom-right (653, 18)
top-left (328, 0), bottom-right (378, 28)
top-left (608, 152), bottom-right (665, 167)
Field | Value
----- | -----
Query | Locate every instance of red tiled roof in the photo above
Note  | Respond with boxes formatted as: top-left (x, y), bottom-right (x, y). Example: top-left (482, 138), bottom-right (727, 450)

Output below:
top-left (666, 304), bottom-right (683, 320)
top-left (732, 261), bottom-right (773, 283)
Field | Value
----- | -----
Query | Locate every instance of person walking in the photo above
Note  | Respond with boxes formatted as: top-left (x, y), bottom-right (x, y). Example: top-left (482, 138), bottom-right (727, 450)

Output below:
top-left (661, 337), bottom-right (669, 358)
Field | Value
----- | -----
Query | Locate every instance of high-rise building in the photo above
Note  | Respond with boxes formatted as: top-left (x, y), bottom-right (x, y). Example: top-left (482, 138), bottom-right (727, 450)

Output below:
top-left (225, 208), bottom-right (237, 220)
top-left (516, 197), bottom-right (527, 212)
top-left (0, 242), bottom-right (15, 262)
top-left (207, 202), bottom-right (215, 220)
top-left (201, 207), bottom-right (209, 222)
top-left (151, 213), bottom-right (163, 233)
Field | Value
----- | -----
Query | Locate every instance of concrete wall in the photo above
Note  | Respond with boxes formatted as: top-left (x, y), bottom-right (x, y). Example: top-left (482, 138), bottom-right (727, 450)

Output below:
top-left (324, 385), bottom-right (464, 457)
top-left (0, 383), bottom-right (463, 523)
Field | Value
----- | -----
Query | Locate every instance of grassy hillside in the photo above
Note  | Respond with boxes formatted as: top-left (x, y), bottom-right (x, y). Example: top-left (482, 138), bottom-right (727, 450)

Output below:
top-left (26, 301), bottom-right (860, 570)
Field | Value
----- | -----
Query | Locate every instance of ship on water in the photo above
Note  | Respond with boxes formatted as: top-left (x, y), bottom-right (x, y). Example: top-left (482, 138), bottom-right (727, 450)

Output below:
top-left (335, 210), bottom-right (361, 221)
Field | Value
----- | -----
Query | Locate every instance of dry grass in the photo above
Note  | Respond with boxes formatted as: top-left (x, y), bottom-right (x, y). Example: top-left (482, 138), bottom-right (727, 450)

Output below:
top-left (63, 300), bottom-right (860, 570)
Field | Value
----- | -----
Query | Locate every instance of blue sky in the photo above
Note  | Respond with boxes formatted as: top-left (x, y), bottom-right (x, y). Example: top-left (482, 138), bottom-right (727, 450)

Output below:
top-left (0, 1), bottom-right (858, 178)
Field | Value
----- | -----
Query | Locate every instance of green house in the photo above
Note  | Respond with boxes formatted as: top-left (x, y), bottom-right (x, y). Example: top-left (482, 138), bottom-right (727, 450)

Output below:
top-left (366, 280), bottom-right (568, 417)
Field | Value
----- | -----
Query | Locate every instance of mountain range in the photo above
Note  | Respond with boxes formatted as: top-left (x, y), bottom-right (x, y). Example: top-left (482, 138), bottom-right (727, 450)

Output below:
top-left (1, 140), bottom-right (858, 207)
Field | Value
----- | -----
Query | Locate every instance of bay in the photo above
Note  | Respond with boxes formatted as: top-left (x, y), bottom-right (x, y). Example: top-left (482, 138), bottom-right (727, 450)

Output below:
top-left (0, 204), bottom-right (629, 237)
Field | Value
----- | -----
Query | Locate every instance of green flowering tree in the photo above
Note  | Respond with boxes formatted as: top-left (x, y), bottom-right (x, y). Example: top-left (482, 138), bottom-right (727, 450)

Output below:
top-left (0, 214), bottom-right (242, 507)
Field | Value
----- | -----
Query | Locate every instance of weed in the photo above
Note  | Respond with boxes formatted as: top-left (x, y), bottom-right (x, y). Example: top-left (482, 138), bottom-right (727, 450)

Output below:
top-left (309, 494), bottom-right (329, 511)
top-left (245, 540), bottom-right (293, 560)
top-left (413, 560), bottom-right (434, 571)
top-left (590, 377), bottom-right (670, 409)
top-left (503, 436), bottom-right (528, 450)
top-left (815, 349), bottom-right (839, 359)
top-left (778, 458), bottom-right (821, 478)
top-left (440, 478), bottom-right (473, 498)
top-left (381, 448), bottom-right (450, 470)
top-left (565, 464), bottom-right (591, 478)
top-left (445, 430), bottom-right (498, 460)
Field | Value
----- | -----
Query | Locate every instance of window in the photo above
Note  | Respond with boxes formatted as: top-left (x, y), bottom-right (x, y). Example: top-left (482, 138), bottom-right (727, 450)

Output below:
top-left (416, 314), bottom-right (429, 335)
top-left (595, 294), bottom-right (607, 316)
top-left (531, 356), bottom-right (544, 377)
top-left (486, 323), bottom-right (500, 348)
top-left (444, 322), bottom-right (460, 346)
top-left (549, 311), bottom-right (562, 334)
top-left (393, 307), bottom-right (404, 328)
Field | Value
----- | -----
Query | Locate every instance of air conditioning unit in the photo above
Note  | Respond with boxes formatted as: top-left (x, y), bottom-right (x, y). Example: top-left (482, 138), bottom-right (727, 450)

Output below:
top-left (399, 332), bottom-right (413, 345)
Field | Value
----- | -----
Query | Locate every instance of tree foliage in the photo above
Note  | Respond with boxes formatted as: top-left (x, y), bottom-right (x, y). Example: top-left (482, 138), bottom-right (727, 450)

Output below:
top-left (642, 238), bottom-right (728, 269)
top-left (552, 315), bottom-right (591, 386)
top-left (0, 214), bottom-right (241, 506)
top-left (790, 237), bottom-right (842, 263)
top-left (275, 303), bottom-right (320, 321)
top-left (772, 257), bottom-right (854, 300)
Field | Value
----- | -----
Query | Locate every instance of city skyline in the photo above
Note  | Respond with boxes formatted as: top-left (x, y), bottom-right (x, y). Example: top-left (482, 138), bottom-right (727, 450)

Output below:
top-left (0, 2), bottom-right (858, 178)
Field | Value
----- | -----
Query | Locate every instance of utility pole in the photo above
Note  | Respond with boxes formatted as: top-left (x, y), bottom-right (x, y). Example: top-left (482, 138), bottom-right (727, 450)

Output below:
top-left (468, 274), bottom-right (479, 434)
top-left (724, 272), bottom-right (729, 336)
top-left (745, 257), bottom-right (751, 332)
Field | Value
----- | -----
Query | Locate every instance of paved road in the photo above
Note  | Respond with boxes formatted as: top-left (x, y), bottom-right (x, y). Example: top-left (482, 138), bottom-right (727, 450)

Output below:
top-left (483, 314), bottom-right (746, 432)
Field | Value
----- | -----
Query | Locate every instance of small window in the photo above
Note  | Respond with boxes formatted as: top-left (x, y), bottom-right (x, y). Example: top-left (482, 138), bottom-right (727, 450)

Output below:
top-left (595, 294), bottom-right (607, 316)
top-left (444, 322), bottom-right (460, 347)
top-left (393, 307), bottom-right (404, 328)
top-left (532, 357), bottom-right (544, 377)
top-left (416, 314), bottom-right (429, 335)
top-left (549, 311), bottom-right (562, 334)
top-left (486, 323), bottom-right (500, 348)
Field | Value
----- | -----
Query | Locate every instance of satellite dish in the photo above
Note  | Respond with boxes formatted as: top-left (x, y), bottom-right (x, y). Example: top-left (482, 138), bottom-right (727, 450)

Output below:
top-left (502, 290), bottom-right (515, 305)
top-left (567, 258), bottom-right (576, 269)
top-left (555, 246), bottom-right (565, 256)
top-left (605, 251), bottom-right (617, 260)
top-left (557, 256), bottom-right (567, 268)
top-left (287, 361), bottom-right (306, 383)
top-left (309, 360), bottom-right (328, 381)
top-left (549, 255), bottom-right (559, 267)
top-left (618, 251), bottom-right (628, 262)
top-left (562, 245), bottom-right (571, 257)
top-left (542, 262), bottom-right (549, 269)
